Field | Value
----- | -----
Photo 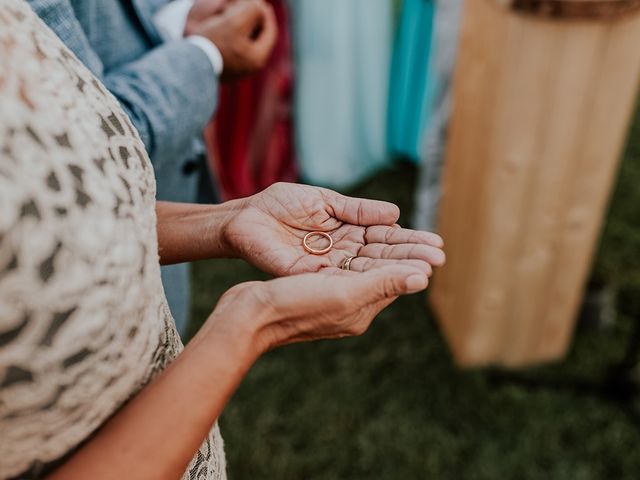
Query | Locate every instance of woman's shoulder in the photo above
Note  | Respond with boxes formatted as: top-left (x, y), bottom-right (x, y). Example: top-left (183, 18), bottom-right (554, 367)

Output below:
top-left (0, 1), bottom-right (168, 476)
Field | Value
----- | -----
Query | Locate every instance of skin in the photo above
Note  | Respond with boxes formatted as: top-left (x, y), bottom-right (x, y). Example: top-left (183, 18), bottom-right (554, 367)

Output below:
top-left (185, 0), bottom-right (278, 79)
top-left (156, 183), bottom-right (445, 272)
top-left (48, 183), bottom-right (445, 479)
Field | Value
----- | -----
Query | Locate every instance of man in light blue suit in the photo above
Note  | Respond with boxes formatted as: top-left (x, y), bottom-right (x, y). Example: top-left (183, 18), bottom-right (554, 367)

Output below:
top-left (28, 0), bottom-right (277, 334)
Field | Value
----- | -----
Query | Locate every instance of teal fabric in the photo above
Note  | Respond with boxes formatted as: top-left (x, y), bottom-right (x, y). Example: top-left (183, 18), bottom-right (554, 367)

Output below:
top-left (387, 0), bottom-right (436, 161)
top-left (291, 0), bottom-right (393, 188)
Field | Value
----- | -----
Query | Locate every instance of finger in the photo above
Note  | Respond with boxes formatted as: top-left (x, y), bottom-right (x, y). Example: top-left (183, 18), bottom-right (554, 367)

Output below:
top-left (265, 265), bottom-right (426, 317)
top-left (224, 0), bottom-right (265, 37)
top-left (233, 0), bottom-right (263, 27)
top-left (365, 225), bottom-right (444, 248)
top-left (324, 190), bottom-right (400, 227)
top-left (353, 265), bottom-right (430, 300)
top-left (345, 257), bottom-right (432, 277)
top-left (250, 1), bottom-right (278, 61)
top-left (358, 243), bottom-right (446, 267)
top-left (213, 0), bottom-right (230, 14)
top-left (316, 264), bottom-right (429, 298)
top-left (206, 0), bottom-right (229, 15)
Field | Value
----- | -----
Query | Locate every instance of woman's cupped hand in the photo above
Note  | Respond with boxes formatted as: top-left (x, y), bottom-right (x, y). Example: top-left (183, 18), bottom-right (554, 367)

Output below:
top-left (205, 261), bottom-right (435, 358)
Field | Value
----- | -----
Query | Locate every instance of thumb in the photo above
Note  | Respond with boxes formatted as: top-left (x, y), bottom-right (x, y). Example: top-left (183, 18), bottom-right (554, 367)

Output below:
top-left (249, 1), bottom-right (277, 59)
top-left (350, 265), bottom-right (429, 303)
top-left (327, 191), bottom-right (400, 227)
top-left (232, 0), bottom-right (269, 35)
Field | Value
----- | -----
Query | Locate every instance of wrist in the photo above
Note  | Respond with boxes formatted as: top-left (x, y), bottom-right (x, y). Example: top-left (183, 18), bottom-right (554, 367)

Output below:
top-left (197, 199), bottom-right (245, 259)
top-left (156, 201), bottom-right (245, 264)
top-left (184, 17), bottom-right (198, 38)
top-left (218, 196), bottom-right (251, 258)
top-left (199, 285), bottom-right (274, 365)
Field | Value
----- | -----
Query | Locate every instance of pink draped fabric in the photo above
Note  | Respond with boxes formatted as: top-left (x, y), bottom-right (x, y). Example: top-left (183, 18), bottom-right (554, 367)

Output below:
top-left (204, 0), bottom-right (297, 200)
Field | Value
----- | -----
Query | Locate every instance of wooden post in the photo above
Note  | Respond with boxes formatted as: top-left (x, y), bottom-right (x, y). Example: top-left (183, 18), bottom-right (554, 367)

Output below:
top-left (429, 0), bottom-right (640, 368)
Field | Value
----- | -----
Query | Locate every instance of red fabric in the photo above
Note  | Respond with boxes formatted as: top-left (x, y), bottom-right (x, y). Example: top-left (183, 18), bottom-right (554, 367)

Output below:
top-left (204, 0), bottom-right (297, 200)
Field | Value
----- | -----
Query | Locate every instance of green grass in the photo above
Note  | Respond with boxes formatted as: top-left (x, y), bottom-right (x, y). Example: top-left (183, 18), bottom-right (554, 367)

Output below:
top-left (188, 107), bottom-right (640, 480)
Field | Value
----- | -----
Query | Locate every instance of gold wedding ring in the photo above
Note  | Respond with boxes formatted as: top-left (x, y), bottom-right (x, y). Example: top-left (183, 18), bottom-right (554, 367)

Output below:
top-left (341, 255), bottom-right (357, 271)
top-left (303, 231), bottom-right (333, 255)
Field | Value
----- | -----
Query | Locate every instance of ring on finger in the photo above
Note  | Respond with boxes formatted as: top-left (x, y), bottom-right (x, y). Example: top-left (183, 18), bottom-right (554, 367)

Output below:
top-left (341, 255), bottom-right (357, 271)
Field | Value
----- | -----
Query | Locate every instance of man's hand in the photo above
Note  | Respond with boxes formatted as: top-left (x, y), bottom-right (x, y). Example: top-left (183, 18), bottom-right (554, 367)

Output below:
top-left (185, 0), bottom-right (278, 79)
top-left (223, 183), bottom-right (445, 277)
top-left (186, 0), bottom-right (228, 26)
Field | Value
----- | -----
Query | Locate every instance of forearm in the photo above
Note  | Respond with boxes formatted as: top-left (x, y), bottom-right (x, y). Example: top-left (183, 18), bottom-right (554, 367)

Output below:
top-left (156, 200), bottom-right (244, 265)
top-left (48, 310), bottom-right (261, 480)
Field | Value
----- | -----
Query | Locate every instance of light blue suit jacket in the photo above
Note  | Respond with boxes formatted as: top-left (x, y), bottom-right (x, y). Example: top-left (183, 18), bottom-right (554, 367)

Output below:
top-left (28, 0), bottom-right (219, 203)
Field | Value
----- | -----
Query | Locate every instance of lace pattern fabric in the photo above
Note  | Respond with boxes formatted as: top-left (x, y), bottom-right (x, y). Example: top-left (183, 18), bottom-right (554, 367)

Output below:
top-left (0, 1), bottom-right (225, 478)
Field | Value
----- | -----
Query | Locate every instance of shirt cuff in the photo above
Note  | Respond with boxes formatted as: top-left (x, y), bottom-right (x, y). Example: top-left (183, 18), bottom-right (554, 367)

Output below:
top-left (153, 0), bottom-right (224, 77)
top-left (153, 0), bottom-right (194, 40)
top-left (186, 36), bottom-right (224, 77)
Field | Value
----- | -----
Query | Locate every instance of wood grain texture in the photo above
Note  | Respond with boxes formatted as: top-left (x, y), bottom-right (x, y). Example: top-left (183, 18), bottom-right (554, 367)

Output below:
top-left (429, 0), bottom-right (640, 367)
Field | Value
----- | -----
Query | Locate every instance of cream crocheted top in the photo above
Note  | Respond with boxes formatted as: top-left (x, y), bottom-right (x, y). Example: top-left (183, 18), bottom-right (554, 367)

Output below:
top-left (0, 1), bottom-right (226, 478)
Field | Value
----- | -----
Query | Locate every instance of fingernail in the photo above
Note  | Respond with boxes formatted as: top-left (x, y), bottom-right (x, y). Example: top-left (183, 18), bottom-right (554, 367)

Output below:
top-left (405, 274), bottom-right (428, 293)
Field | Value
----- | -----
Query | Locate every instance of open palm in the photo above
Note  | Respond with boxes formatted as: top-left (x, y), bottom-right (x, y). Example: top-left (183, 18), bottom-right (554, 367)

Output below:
top-left (225, 183), bottom-right (445, 276)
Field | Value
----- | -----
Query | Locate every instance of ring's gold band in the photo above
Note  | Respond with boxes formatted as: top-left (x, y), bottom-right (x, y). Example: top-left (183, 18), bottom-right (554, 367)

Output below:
top-left (341, 255), bottom-right (357, 271)
top-left (302, 231), bottom-right (333, 255)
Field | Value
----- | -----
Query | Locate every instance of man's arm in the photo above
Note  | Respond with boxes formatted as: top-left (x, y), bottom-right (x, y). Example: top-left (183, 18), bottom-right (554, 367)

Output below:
top-left (28, 0), bottom-right (218, 168)
top-left (103, 42), bottom-right (218, 169)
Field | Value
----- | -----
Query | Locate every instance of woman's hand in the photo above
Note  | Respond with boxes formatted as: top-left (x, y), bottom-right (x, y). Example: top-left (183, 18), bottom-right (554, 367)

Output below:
top-left (224, 183), bottom-right (445, 275)
top-left (207, 262), bottom-right (434, 356)
top-left (156, 183), bottom-right (444, 274)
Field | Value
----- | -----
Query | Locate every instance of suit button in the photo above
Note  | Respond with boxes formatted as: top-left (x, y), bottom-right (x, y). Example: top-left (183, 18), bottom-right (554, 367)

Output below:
top-left (182, 159), bottom-right (200, 175)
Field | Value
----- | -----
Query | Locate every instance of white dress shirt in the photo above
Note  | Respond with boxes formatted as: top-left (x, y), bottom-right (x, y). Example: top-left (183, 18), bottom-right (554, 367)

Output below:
top-left (154, 0), bottom-right (224, 76)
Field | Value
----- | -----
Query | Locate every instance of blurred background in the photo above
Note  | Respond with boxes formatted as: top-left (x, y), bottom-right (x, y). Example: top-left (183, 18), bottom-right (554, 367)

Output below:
top-left (192, 0), bottom-right (640, 478)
